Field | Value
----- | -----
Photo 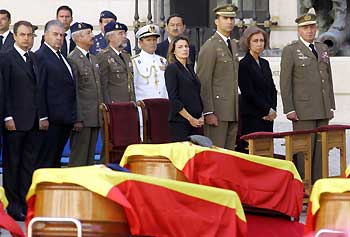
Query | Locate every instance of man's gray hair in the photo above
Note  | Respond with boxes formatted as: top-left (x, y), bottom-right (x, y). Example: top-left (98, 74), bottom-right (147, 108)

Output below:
top-left (44, 20), bottom-right (64, 33)
top-left (105, 31), bottom-right (115, 43)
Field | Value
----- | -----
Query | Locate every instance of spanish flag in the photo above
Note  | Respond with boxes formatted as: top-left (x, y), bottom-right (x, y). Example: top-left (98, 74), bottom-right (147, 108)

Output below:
top-left (27, 165), bottom-right (246, 237)
top-left (121, 142), bottom-right (304, 219)
top-left (305, 178), bottom-right (350, 235)
top-left (0, 186), bottom-right (24, 236)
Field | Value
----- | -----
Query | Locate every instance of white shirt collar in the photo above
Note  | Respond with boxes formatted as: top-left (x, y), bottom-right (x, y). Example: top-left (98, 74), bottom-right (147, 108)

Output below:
top-left (65, 29), bottom-right (71, 37)
top-left (110, 46), bottom-right (122, 55)
top-left (76, 45), bottom-right (89, 57)
top-left (0, 30), bottom-right (10, 41)
top-left (167, 37), bottom-right (172, 43)
top-left (216, 31), bottom-right (230, 45)
top-left (44, 42), bottom-right (61, 57)
top-left (299, 37), bottom-right (315, 51)
top-left (14, 44), bottom-right (28, 61)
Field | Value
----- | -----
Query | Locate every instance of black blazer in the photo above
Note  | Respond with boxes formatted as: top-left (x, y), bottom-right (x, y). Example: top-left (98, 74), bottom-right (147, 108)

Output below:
top-left (165, 60), bottom-right (203, 122)
top-left (238, 52), bottom-right (277, 117)
top-left (1, 48), bottom-right (47, 131)
top-left (0, 32), bottom-right (15, 53)
top-left (36, 44), bottom-right (77, 124)
top-left (156, 39), bottom-right (196, 68)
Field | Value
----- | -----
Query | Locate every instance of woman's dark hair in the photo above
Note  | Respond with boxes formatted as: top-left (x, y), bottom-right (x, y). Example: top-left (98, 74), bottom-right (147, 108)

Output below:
top-left (167, 36), bottom-right (190, 64)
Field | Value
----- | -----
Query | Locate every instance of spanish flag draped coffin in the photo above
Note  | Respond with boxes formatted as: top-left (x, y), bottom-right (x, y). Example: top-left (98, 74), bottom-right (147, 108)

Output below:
top-left (0, 186), bottom-right (24, 236)
top-left (305, 178), bottom-right (350, 235)
top-left (26, 165), bottom-right (247, 237)
top-left (120, 142), bottom-right (304, 219)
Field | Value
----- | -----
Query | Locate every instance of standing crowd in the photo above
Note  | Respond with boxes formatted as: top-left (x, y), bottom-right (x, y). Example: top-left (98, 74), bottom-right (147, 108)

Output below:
top-left (0, 3), bottom-right (335, 221)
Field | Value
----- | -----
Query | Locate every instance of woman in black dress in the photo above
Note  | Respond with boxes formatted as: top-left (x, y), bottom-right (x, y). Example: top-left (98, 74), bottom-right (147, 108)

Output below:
top-left (165, 36), bottom-right (204, 141)
top-left (238, 26), bottom-right (277, 149)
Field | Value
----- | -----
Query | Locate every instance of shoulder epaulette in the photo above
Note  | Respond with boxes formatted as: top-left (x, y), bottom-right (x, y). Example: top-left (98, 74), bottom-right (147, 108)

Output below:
top-left (131, 54), bottom-right (140, 60)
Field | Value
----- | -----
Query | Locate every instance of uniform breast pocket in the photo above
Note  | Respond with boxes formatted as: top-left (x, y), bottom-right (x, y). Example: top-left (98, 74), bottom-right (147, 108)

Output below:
top-left (295, 58), bottom-right (311, 67)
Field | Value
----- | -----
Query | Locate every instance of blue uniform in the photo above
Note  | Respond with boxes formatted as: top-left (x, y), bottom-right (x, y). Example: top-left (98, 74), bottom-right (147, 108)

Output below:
top-left (90, 32), bottom-right (132, 55)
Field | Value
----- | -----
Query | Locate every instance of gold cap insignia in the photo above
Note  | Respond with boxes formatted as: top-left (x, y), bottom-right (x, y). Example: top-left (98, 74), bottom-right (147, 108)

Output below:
top-left (227, 6), bottom-right (233, 11)
top-left (149, 25), bottom-right (156, 33)
top-left (304, 15), bottom-right (311, 21)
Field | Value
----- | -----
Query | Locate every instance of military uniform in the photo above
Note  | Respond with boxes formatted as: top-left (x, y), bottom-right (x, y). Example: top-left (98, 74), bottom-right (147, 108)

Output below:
top-left (197, 4), bottom-right (239, 149)
top-left (133, 24), bottom-right (168, 101)
top-left (280, 13), bottom-right (336, 182)
top-left (91, 33), bottom-right (108, 55)
top-left (96, 21), bottom-right (135, 103)
top-left (67, 22), bottom-right (103, 167)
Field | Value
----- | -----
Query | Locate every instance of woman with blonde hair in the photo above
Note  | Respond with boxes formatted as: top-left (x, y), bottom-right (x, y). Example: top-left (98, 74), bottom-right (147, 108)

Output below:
top-left (165, 36), bottom-right (203, 141)
top-left (238, 26), bottom-right (277, 150)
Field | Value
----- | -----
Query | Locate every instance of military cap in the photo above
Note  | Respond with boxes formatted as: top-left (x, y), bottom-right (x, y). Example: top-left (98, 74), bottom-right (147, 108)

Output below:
top-left (213, 4), bottom-right (238, 17)
top-left (295, 13), bottom-right (316, 27)
top-left (100, 10), bottom-right (117, 21)
top-left (135, 24), bottom-right (160, 39)
top-left (104, 21), bottom-right (128, 34)
top-left (70, 22), bottom-right (93, 34)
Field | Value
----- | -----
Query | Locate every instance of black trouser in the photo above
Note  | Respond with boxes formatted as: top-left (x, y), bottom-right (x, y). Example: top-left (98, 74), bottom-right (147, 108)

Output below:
top-left (3, 126), bottom-right (44, 215)
top-left (37, 123), bottom-right (73, 168)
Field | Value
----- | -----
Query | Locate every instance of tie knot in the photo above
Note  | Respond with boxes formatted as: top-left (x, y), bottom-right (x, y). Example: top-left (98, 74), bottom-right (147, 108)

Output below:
top-left (309, 43), bottom-right (315, 49)
top-left (64, 33), bottom-right (67, 37)
top-left (0, 35), bottom-right (3, 40)
top-left (86, 52), bottom-right (90, 59)
top-left (24, 52), bottom-right (29, 60)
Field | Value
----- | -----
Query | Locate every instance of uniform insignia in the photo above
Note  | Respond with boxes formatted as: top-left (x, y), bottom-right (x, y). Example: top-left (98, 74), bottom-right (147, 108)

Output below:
top-left (138, 60), bottom-right (141, 64)
top-left (80, 54), bottom-right (84, 58)
top-left (107, 57), bottom-right (115, 64)
top-left (149, 25), bottom-right (156, 33)
top-left (297, 49), bottom-right (308, 60)
top-left (95, 64), bottom-right (99, 68)
top-left (304, 15), bottom-right (311, 21)
top-left (320, 51), bottom-right (329, 62)
top-left (96, 42), bottom-right (100, 46)
top-left (78, 23), bottom-right (82, 29)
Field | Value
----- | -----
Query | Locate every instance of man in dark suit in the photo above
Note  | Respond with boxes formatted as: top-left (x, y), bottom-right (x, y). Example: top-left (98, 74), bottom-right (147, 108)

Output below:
top-left (36, 20), bottom-right (76, 168)
top-left (155, 14), bottom-right (196, 67)
top-left (90, 10), bottom-right (132, 55)
top-left (0, 9), bottom-right (15, 53)
top-left (1, 20), bottom-right (48, 221)
top-left (56, 5), bottom-right (75, 57)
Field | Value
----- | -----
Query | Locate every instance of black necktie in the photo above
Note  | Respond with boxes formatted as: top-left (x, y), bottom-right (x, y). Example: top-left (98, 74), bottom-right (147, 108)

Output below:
top-left (118, 53), bottom-right (125, 63)
top-left (24, 52), bottom-right (35, 76)
top-left (57, 50), bottom-right (72, 79)
top-left (56, 50), bottom-right (64, 61)
top-left (227, 39), bottom-right (233, 55)
top-left (309, 43), bottom-right (318, 59)
top-left (61, 33), bottom-right (68, 57)
top-left (86, 52), bottom-right (90, 60)
top-left (0, 35), bottom-right (3, 51)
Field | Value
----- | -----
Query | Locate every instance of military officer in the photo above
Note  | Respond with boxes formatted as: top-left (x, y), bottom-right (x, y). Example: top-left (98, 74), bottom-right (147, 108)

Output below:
top-left (280, 13), bottom-right (335, 183)
top-left (90, 10), bottom-right (132, 55)
top-left (133, 24), bottom-right (168, 101)
top-left (197, 4), bottom-right (239, 150)
top-left (68, 22), bottom-right (103, 166)
top-left (96, 21), bottom-right (134, 103)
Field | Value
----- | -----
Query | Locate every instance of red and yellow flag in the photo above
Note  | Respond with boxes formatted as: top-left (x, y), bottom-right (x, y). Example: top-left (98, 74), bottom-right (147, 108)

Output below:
top-left (27, 165), bottom-right (246, 237)
top-left (305, 178), bottom-right (350, 235)
top-left (121, 142), bottom-right (304, 218)
top-left (0, 186), bottom-right (24, 237)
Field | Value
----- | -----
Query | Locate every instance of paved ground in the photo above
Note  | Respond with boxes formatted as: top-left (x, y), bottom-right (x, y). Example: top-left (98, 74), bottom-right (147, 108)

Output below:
top-left (1, 94), bottom-right (349, 235)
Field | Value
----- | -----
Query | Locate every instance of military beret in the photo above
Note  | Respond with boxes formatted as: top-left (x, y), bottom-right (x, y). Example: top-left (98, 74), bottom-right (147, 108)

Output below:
top-left (70, 22), bottom-right (93, 34)
top-left (213, 4), bottom-right (238, 17)
top-left (295, 13), bottom-right (317, 27)
top-left (100, 10), bottom-right (117, 21)
top-left (104, 21), bottom-right (128, 34)
top-left (135, 24), bottom-right (160, 39)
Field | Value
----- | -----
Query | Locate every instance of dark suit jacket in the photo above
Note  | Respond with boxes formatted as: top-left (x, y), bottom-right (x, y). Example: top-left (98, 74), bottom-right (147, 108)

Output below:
top-left (238, 52), bottom-right (277, 117)
top-left (0, 32), bottom-right (15, 53)
top-left (156, 39), bottom-right (196, 67)
top-left (36, 44), bottom-right (77, 124)
top-left (1, 48), bottom-right (47, 131)
top-left (165, 60), bottom-right (203, 122)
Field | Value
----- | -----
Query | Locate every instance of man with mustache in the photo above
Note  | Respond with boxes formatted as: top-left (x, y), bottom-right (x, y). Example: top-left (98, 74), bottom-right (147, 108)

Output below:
top-left (68, 22), bottom-right (103, 167)
top-left (156, 14), bottom-right (196, 69)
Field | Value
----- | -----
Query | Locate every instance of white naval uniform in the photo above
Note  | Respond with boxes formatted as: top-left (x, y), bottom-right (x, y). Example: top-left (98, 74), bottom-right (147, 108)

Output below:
top-left (132, 50), bottom-right (168, 101)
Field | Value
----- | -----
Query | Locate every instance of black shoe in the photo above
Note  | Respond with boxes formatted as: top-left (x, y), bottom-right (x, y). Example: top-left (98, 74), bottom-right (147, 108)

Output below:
top-left (9, 212), bottom-right (26, 222)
